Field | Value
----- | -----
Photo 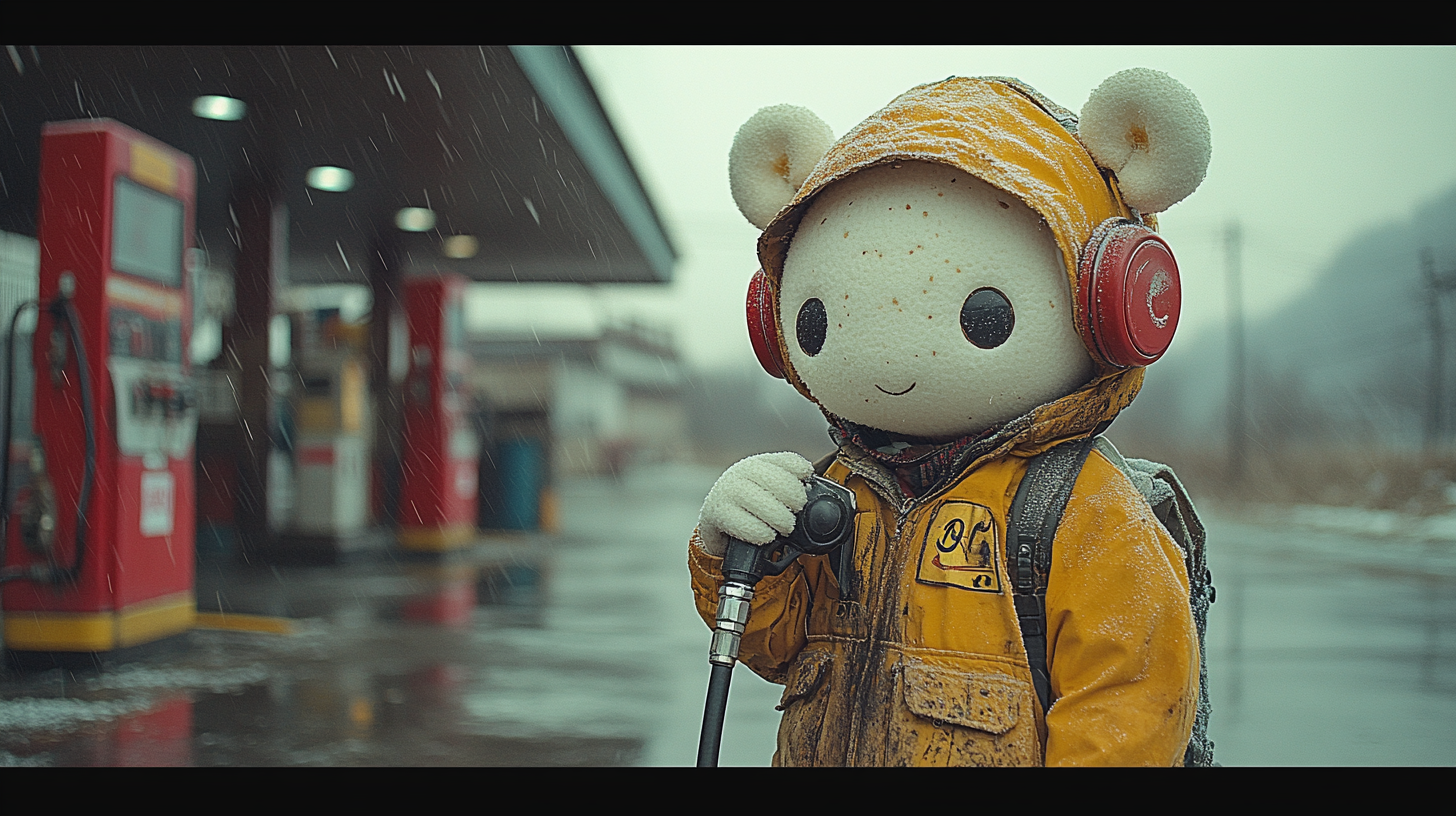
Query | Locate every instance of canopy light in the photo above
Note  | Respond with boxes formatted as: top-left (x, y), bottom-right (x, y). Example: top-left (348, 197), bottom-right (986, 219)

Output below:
top-left (442, 235), bottom-right (479, 259)
top-left (192, 95), bottom-right (246, 121)
top-left (306, 166), bottom-right (355, 193)
top-left (395, 207), bottom-right (436, 232)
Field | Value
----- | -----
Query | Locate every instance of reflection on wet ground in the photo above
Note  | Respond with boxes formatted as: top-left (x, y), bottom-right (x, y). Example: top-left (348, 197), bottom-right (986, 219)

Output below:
top-left (1200, 506), bottom-right (1456, 765)
top-left (3, 463), bottom-right (1454, 765)
top-left (1, 463), bottom-right (740, 767)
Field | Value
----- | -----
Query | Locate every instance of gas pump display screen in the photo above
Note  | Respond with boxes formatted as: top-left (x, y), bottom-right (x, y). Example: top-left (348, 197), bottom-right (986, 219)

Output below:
top-left (112, 176), bottom-right (184, 288)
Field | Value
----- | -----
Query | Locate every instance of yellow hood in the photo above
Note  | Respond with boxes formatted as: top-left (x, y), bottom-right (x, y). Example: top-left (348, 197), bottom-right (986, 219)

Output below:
top-left (756, 76), bottom-right (1144, 451)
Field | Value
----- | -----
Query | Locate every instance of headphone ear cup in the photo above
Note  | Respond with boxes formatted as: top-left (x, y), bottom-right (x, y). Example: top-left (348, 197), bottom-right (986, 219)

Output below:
top-left (1076, 218), bottom-right (1182, 368)
top-left (747, 269), bottom-right (788, 379)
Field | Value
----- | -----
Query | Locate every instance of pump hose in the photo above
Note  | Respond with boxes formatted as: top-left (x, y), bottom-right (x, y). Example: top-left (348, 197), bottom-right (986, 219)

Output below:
top-left (696, 662), bottom-right (734, 767)
top-left (53, 297), bottom-right (96, 586)
top-left (0, 297), bottom-right (94, 586)
top-left (0, 300), bottom-right (37, 583)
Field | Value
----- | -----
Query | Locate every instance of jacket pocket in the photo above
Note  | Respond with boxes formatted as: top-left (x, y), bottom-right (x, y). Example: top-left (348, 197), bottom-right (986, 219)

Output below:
top-left (773, 649), bottom-right (835, 766)
top-left (890, 658), bottom-right (1040, 766)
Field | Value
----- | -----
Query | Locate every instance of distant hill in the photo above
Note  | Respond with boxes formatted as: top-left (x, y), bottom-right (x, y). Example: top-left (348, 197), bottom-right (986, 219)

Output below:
top-left (1117, 183), bottom-right (1456, 457)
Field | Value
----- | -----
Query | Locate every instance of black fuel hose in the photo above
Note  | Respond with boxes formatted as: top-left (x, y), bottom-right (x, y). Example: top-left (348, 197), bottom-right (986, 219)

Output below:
top-left (696, 662), bottom-right (734, 767)
top-left (0, 297), bottom-right (95, 586)
top-left (51, 297), bottom-right (95, 586)
top-left (0, 300), bottom-right (37, 584)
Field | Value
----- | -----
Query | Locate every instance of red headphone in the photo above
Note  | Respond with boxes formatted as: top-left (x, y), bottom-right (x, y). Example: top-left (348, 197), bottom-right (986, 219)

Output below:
top-left (746, 216), bottom-right (1181, 380)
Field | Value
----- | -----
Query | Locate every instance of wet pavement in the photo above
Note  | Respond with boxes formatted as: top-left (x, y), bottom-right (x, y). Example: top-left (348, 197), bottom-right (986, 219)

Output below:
top-left (1201, 504), bottom-right (1456, 765)
top-left (0, 463), bottom-right (771, 767)
top-left (2, 462), bottom-right (1454, 766)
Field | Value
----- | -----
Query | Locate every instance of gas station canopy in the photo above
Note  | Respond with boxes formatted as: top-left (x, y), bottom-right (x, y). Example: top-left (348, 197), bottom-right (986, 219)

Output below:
top-left (0, 46), bottom-right (675, 285)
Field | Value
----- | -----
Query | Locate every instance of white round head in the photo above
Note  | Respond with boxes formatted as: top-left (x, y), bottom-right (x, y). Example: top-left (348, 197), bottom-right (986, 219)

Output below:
top-left (780, 161), bottom-right (1095, 439)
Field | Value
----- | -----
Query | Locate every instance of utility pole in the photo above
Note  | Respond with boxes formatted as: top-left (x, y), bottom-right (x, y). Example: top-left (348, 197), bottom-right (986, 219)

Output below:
top-left (1226, 220), bottom-right (1247, 489)
top-left (1423, 247), bottom-right (1456, 456)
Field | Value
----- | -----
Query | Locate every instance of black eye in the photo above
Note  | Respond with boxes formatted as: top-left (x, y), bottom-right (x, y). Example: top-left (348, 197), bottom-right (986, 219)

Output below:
top-left (960, 288), bottom-right (1014, 349)
top-left (796, 298), bottom-right (827, 356)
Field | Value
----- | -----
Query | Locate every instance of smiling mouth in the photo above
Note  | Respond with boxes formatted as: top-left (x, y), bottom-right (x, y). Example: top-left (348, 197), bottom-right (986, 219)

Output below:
top-left (875, 383), bottom-right (916, 396)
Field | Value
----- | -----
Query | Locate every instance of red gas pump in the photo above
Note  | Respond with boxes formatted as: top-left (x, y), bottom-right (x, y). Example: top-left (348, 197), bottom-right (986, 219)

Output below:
top-left (398, 275), bottom-right (478, 552)
top-left (2, 120), bottom-right (197, 651)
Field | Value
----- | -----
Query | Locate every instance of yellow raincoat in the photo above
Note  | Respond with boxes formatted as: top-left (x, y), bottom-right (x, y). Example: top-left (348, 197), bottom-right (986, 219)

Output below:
top-left (689, 77), bottom-right (1198, 766)
top-left (689, 403), bottom-right (1200, 766)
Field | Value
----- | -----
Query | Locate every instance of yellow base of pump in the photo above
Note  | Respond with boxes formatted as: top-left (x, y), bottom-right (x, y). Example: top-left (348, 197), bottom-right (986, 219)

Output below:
top-left (3, 592), bottom-right (195, 652)
top-left (398, 524), bottom-right (475, 552)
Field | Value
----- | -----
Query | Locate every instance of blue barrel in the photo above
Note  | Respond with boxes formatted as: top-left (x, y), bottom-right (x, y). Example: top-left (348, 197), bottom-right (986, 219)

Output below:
top-left (498, 437), bottom-right (543, 530)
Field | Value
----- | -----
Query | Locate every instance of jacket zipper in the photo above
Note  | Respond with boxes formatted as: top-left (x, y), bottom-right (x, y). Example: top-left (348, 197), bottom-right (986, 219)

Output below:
top-left (836, 450), bottom-right (924, 764)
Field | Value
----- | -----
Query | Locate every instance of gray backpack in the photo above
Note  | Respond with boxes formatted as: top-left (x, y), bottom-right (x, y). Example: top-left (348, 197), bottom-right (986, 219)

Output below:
top-left (1008, 435), bottom-right (1215, 767)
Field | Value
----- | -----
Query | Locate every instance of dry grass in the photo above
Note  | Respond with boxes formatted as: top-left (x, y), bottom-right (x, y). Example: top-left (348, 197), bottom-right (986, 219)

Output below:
top-left (1119, 442), bottom-right (1456, 515)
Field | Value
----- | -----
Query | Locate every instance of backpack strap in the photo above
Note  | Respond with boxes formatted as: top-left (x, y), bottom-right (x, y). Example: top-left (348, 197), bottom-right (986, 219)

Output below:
top-left (1007, 436), bottom-right (1099, 718)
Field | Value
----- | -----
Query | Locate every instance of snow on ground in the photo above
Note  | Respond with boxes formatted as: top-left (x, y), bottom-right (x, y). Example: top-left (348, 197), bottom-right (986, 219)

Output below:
top-left (1229, 502), bottom-right (1456, 579)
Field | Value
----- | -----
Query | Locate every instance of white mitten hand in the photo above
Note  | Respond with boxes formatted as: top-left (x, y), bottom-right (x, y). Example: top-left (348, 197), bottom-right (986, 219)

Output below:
top-left (696, 452), bottom-right (814, 557)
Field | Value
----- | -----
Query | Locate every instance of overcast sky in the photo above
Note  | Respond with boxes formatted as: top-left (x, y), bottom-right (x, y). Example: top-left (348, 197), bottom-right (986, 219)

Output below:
top-left (466, 46), bottom-right (1456, 373)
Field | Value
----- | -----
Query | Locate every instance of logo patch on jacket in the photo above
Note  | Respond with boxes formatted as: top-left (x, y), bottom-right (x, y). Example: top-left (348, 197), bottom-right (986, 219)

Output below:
top-left (916, 501), bottom-right (1002, 593)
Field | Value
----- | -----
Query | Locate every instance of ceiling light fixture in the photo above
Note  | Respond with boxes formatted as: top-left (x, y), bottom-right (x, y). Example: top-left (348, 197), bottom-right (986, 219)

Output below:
top-left (191, 95), bottom-right (247, 121)
top-left (306, 166), bottom-right (355, 192)
top-left (395, 207), bottom-right (436, 232)
top-left (442, 235), bottom-right (479, 259)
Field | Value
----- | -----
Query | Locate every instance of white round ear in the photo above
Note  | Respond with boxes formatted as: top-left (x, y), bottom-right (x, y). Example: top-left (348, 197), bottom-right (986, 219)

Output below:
top-left (729, 105), bottom-right (835, 230)
top-left (1079, 68), bottom-right (1211, 215)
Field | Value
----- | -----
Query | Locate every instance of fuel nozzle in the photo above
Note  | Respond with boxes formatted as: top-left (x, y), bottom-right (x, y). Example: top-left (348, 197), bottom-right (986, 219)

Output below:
top-left (18, 447), bottom-right (58, 557)
top-left (699, 474), bottom-right (856, 767)
top-left (709, 476), bottom-right (856, 667)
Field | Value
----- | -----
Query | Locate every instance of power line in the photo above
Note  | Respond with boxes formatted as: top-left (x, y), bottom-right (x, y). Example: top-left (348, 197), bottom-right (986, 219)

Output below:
top-left (1422, 247), bottom-right (1456, 453)
top-left (1227, 220), bottom-right (1247, 487)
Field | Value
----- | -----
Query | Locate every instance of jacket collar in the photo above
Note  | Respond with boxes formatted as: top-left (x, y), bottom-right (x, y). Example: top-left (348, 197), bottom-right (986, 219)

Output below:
top-left (830, 365), bottom-right (1144, 503)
